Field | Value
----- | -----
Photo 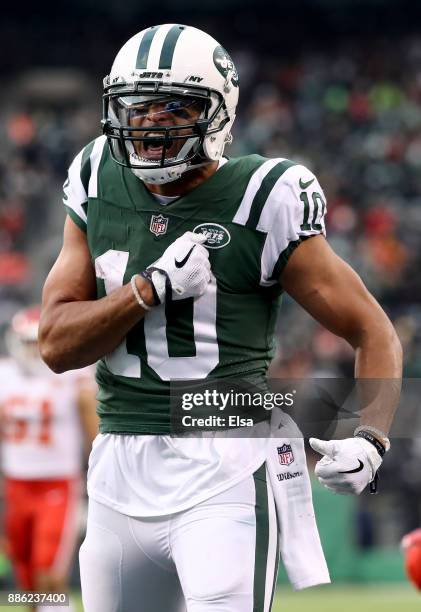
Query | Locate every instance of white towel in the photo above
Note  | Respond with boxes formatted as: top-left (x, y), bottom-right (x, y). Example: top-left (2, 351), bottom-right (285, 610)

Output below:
top-left (267, 408), bottom-right (331, 590)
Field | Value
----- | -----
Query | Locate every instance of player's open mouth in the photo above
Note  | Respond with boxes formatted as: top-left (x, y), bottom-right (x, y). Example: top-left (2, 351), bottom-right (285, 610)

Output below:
top-left (139, 134), bottom-right (179, 161)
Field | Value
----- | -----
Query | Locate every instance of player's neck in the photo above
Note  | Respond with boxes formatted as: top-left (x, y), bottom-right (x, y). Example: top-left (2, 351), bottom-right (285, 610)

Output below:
top-left (144, 161), bottom-right (219, 197)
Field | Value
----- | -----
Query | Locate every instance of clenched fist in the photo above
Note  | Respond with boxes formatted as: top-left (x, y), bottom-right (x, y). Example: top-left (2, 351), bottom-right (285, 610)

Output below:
top-left (144, 232), bottom-right (211, 303)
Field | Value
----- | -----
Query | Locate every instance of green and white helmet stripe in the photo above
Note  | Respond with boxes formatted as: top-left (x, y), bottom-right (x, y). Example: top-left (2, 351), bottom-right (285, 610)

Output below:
top-left (135, 24), bottom-right (185, 71)
top-left (135, 25), bottom-right (160, 69)
top-left (158, 24), bottom-right (185, 69)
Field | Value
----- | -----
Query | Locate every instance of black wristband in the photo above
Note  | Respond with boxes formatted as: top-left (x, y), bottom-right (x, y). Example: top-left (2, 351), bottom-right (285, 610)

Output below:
top-left (139, 269), bottom-right (160, 306)
top-left (146, 266), bottom-right (173, 306)
top-left (355, 430), bottom-right (386, 458)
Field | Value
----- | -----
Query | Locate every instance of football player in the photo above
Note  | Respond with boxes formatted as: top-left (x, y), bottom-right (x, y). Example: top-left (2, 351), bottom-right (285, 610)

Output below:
top-left (38, 24), bottom-right (402, 612)
top-left (0, 306), bottom-right (98, 612)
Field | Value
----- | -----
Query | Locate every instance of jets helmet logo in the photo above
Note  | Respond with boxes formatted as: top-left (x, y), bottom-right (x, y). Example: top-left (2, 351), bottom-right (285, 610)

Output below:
top-left (213, 46), bottom-right (239, 87)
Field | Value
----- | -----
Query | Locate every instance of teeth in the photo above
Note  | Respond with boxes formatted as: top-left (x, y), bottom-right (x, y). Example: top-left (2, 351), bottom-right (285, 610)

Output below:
top-left (131, 151), bottom-right (178, 163)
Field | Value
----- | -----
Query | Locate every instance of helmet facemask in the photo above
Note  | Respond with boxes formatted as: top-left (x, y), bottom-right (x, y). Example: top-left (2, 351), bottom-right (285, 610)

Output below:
top-left (102, 81), bottom-right (231, 184)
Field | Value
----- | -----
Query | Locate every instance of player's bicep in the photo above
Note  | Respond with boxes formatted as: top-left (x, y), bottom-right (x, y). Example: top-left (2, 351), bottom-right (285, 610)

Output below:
top-left (42, 215), bottom-right (96, 308)
top-left (280, 235), bottom-right (386, 343)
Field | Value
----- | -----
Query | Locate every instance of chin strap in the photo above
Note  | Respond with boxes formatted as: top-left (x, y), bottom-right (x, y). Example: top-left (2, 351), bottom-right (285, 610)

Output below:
top-left (132, 158), bottom-right (214, 184)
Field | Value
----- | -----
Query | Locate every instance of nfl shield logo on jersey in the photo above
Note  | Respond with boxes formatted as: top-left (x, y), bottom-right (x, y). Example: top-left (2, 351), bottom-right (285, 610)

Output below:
top-left (277, 444), bottom-right (294, 466)
top-left (150, 214), bottom-right (169, 236)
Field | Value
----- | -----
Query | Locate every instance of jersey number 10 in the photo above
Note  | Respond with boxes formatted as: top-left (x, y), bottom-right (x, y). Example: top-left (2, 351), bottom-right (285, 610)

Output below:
top-left (95, 250), bottom-right (219, 381)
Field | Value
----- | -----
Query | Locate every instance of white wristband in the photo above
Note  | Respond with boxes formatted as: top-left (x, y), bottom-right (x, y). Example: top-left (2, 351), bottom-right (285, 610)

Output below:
top-left (130, 274), bottom-right (152, 311)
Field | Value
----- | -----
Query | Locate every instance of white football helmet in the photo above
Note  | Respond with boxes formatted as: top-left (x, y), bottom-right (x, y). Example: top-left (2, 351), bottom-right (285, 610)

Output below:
top-left (5, 305), bottom-right (49, 377)
top-left (102, 24), bottom-right (239, 184)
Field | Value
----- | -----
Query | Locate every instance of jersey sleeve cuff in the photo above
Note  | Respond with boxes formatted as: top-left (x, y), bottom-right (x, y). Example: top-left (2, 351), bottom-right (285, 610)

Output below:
top-left (65, 206), bottom-right (87, 233)
top-left (270, 236), bottom-right (310, 281)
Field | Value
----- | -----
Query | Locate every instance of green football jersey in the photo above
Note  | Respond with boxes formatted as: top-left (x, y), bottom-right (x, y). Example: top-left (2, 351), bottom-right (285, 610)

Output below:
top-left (63, 136), bottom-right (326, 434)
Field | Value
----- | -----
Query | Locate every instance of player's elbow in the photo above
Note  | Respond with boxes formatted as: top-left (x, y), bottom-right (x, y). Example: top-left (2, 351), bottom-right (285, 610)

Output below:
top-left (378, 322), bottom-right (403, 378)
top-left (351, 311), bottom-right (403, 369)
top-left (39, 341), bottom-right (67, 374)
top-left (38, 321), bottom-right (68, 374)
top-left (374, 315), bottom-right (402, 359)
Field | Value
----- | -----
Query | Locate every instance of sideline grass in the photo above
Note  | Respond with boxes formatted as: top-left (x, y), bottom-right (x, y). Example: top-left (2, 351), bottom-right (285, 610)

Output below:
top-left (273, 584), bottom-right (420, 612)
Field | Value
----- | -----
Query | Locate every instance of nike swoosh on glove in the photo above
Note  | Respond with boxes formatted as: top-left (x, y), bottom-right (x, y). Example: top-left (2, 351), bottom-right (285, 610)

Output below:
top-left (146, 232), bottom-right (211, 302)
top-left (309, 437), bottom-right (382, 495)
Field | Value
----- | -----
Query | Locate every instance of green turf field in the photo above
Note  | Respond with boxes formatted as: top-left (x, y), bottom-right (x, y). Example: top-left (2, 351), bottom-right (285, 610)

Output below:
top-left (274, 584), bottom-right (420, 611)
top-left (1, 585), bottom-right (419, 611)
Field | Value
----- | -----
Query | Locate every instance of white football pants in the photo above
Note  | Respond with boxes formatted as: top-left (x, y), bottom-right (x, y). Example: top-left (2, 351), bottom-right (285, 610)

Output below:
top-left (79, 464), bottom-right (279, 612)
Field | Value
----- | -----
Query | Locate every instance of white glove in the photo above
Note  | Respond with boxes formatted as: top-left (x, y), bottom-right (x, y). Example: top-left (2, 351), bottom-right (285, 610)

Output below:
top-left (146, 232), bottom-right (211, 302)
top-left (309, 437), bottom-right (383, 495)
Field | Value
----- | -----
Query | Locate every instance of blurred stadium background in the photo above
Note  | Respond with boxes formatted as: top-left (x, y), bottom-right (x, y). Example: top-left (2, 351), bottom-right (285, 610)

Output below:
top-left (1, 0), bottom-right (421, 609)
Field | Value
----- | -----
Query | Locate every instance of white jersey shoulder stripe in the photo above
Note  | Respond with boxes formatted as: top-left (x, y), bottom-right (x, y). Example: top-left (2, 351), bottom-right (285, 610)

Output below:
top-left (63, 148), bottom-right (88, 224)
top-left (256, 164), bottom-right (304, 233)
top-left (88, 135), bottom-right (107, 199)
top-left (233, 158), bottom-right (286, 226)
top-left (63, 135), bottom-right (107, 227)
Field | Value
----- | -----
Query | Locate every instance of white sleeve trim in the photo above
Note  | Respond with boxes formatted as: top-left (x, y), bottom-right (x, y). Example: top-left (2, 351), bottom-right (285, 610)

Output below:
top-left (88, 135), bottom-right (107, 198)
top-left (63, 136), bottom-right (107, 226)
top-left (63, 149), bottom-right (88, 224)
top-left (260, 204), bottom-right (291, 286)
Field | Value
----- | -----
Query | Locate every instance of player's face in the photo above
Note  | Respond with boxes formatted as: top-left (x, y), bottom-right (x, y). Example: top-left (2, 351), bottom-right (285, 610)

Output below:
top-left (127, 96), bottom-right (205, 161)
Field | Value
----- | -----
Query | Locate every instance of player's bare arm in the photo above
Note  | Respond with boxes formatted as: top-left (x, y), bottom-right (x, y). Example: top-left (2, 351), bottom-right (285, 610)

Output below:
top-left (39, 216), bottom-right (154, 373)
top-left (281, 234), bottom-right (402, 494)
top-left (281, 234), bottom-right (402, 419)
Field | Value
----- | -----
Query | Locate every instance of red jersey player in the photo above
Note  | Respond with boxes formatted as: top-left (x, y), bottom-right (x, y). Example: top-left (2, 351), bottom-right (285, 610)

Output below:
top-left (402, 528), bottom-right (421, 591)
top-left (0, 306), bottom-right (98, 612)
